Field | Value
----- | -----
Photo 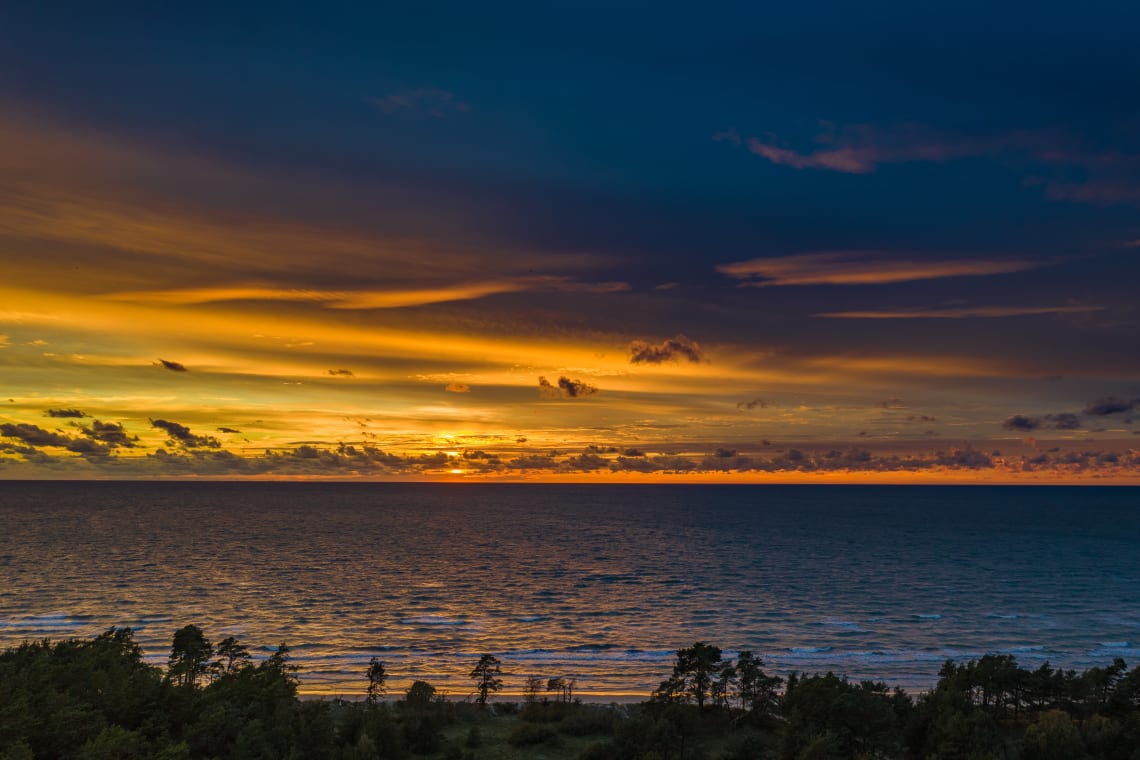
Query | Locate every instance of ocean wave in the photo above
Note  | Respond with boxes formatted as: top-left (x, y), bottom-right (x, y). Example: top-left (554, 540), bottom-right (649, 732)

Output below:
top-left (0, 614), bottom-right (84, 628)
top-left (399, 616), bottom-right (468, 626)
top-left (822, 619), bottom-right (866, 632)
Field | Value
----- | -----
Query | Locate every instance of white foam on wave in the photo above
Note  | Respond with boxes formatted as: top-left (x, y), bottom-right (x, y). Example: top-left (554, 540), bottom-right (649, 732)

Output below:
top-left (516, 615), bottom-right (544, 622)
top-left (790, 646), bottom-right (832, 653)
top-left (915, 614), bottom-right (942, 620)
top-left (1099, 641), bottom-right (1129, 648)
top-left (0, 614), bottom-right (82, 628)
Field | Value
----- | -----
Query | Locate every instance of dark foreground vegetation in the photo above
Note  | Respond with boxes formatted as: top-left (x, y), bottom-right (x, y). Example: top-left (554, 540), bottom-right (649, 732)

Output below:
top-left (3, 629), bottom-right (1140, 759)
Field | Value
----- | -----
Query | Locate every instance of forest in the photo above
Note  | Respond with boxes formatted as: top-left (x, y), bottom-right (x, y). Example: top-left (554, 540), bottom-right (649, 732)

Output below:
top-left (2, 627), bottom-right (1140, 759)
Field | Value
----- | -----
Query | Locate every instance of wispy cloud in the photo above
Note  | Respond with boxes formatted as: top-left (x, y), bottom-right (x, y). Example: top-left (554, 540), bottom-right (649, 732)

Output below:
top-left (102, 276), bottom-right (629, 310)
top-left (717, 252), bottom-right (1042, 287)
top-left (444, 383), bottom-right (470, 393)
top-left (733, 123), bottom-right (996, 174)
top-left (817, 305), bottom-right (1102, 319)
top-left (723, 121), bottom-right (1140, 207)
top-left (366, 89), bottom-right (470, 117)
top-left (156, 359), bottom-right (188, 372)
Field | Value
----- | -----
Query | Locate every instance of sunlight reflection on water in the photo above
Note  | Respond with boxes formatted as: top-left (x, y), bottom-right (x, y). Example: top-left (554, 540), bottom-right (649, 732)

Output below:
top-left (2, 482), bottom-right (1137, 698)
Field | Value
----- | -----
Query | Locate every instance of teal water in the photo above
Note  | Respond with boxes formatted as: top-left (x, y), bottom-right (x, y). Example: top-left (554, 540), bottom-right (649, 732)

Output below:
top-left (1, 482), bottom-right (1137, 698)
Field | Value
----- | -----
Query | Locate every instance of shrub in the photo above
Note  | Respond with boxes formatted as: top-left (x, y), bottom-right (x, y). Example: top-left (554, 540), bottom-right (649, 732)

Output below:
top-left (507, 723), bottom-right (562, 747)
top-left (559, 708), bottom-right (616, 736)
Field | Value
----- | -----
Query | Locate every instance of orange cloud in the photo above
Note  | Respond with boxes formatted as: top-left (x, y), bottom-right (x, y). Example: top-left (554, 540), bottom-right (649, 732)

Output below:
top-left (717, 252), bottom-right (1042, 287)
top-left (100, 276), bottom-right (629, 310)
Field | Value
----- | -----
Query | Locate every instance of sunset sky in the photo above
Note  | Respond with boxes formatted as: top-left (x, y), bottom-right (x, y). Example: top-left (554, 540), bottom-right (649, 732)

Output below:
top-left (1, 2), bottom-right (1138, 481)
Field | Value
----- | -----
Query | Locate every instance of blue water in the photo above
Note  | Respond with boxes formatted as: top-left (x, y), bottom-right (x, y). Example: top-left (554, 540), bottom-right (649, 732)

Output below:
top-left (1, 482), bottom-right (1137, 698)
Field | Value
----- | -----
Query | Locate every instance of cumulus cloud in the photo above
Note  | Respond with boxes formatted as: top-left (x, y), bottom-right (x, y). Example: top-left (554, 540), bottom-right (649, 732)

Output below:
top-left (150, 419), bottom-right (221, 448)
top-left (538, 376), bottom-right (598, 399)
top-left (4, 432), bottom-right (1137, 479)
top-left (156, 359), bottom-right (188, 372)
top-left (1082, 396), bottom-right (1138, 416)
top-left (1, 422), bottom-right (73, 447)
top-left (1044, 413), bottom-right (1082, 430)
top-left (445, 383), bottom-right (470, 393)
top-left (45, 408), bottom-right (89, 418)
top-left (328, 368), bottom-right (355, 377)
top-left (629, 334), bottom-right (705, 364)
top-left (79, 420), bottom-right (138, 448)
top-left (558, 376), bottom-right (598, 398)
top-left (0, 422), bottom-right (111, 457)
top-left (1002, 415), bottom-right (1041, 432)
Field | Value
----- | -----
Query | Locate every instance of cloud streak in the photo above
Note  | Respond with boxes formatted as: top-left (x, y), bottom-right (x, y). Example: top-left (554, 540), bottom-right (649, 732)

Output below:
top-left (366, 89), bottom-right (470, 117)
top-left (740, 124), bottom-right (996, 174)
top-left (717, 252), bottom-right (1041, 287)
top-left (817, 305), bottom-right (1102, 319)
top-left (102, 276), bottom-right (629, 310)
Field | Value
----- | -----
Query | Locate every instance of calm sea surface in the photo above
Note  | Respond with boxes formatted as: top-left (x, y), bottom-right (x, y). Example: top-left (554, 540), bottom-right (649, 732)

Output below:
top-left (1, 482), bottom-right (1137, 698)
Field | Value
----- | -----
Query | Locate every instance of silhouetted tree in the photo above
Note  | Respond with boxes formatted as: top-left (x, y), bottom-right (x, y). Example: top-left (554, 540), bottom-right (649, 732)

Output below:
top-left (712, 662), bottom-right (737, 709)
top-left (524, 675), bottom-right (544, 703)
top-left (168, 625), bottom-right (213, 687)
top-left (655, 642), bottom-right (722, 708)
top-left (404, 679), bottom-right (437, 707)
top-left (212, 635), bottom-right (251, 675)
top-left (546, 676), bottom-right (576, 703)
top-left (470, 654), bottom-right (503, 706)
top-left (736, 650), bottom-right (782, 717)
top-left (365, 657), bottom-right (387, 705)
top-left (1022, 710), bottom-right (1087, 760)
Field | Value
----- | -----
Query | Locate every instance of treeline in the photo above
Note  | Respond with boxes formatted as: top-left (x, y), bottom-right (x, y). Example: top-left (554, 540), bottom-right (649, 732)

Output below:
top-left (2, 629), bottom-right (1140, 759)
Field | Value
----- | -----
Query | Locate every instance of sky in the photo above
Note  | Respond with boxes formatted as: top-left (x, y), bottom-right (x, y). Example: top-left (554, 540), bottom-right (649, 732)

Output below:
top-left (1, 1), bottom-right (1138, 481)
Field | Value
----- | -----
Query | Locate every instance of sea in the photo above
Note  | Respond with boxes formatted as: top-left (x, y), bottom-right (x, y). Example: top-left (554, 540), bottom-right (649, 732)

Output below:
top-left (1, 482), bottom-right (1137, 700)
